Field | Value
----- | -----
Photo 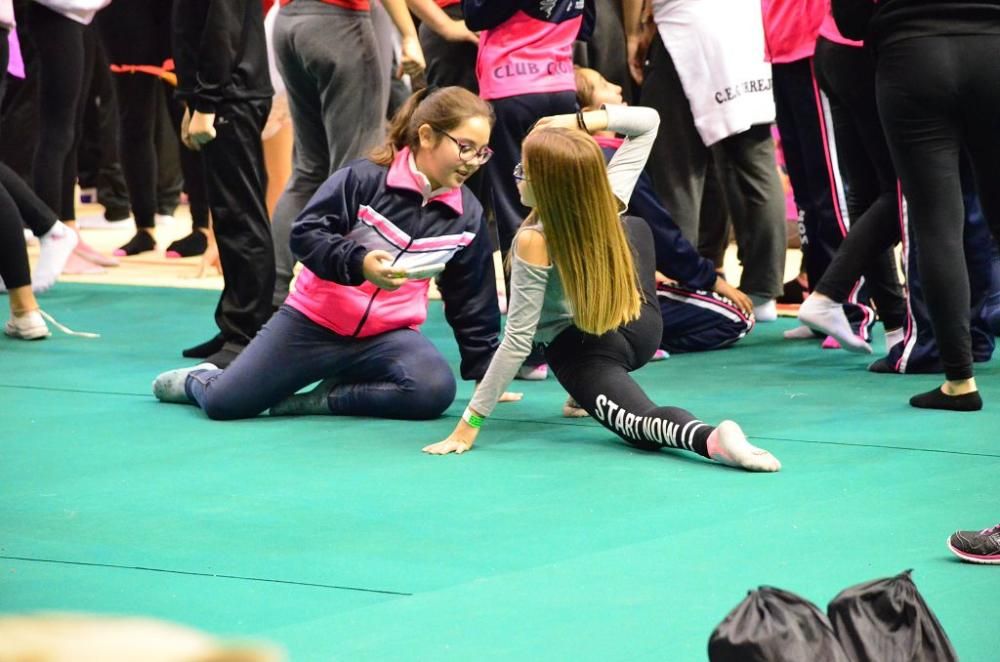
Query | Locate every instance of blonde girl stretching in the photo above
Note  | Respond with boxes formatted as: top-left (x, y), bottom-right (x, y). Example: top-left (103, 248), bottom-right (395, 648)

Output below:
top-left (423, 105), bottom-right (781, 471)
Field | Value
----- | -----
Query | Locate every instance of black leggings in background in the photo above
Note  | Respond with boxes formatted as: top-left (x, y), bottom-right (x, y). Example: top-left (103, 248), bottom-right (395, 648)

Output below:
top-left (812, 37), bottom-right (905, 329)
top-left (0, 183), bottom-right (32, 290)
top-left (0, 27), bottom-right (31, 290)
top-left (98, 0), bottom-right (209, 230)
top-left (877, 34), bottom-right (1000, 381)
top-left (0, 161), bottom-right (58, 236)
top-left (27, 3), bottom-right (96, 221)
top-left (544, 218), bottom-right (714, 457)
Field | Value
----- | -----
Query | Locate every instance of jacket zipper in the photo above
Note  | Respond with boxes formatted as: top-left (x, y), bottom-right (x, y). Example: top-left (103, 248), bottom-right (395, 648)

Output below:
top-left (352, 205), bottom-right (423, 337)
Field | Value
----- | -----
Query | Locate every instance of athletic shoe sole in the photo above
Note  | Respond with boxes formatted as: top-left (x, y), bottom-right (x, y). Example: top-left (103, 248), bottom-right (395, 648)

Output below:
top-left (947, 539), bottom-right (1000, 565)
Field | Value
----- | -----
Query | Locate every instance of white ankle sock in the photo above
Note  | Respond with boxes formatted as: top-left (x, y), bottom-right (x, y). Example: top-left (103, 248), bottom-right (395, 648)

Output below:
top-left (32, 222), bottom-right (79, 293)
top-left (706, 421), bottom-right (781, 472)
top-left (753, 299), bottom-right (777, 323)
top-left (798, 295), bottom-right (872, 354)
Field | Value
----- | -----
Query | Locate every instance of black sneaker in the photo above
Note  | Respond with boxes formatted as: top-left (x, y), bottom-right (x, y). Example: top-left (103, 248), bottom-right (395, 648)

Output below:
top-left (947, 523), bottom-right (1000, 564)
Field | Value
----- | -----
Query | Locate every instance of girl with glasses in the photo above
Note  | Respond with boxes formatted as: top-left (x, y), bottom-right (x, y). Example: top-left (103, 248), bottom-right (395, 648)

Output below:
top-left (423, 104), bottom-right (782, 472)
top-left (153, 87), bottom-right (518, 422)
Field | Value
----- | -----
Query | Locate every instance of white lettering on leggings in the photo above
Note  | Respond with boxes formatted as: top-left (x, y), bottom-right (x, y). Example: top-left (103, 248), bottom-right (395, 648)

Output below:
top-left (590, 394), bottom-right (683, 448)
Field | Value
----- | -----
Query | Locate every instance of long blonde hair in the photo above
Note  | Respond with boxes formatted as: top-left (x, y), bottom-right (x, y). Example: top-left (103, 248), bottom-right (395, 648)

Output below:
top-left (521, 127), bottom-right (641, 336)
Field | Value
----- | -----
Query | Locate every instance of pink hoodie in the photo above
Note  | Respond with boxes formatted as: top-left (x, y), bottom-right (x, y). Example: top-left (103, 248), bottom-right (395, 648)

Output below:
top-left (761, 0), bottom-right (828, 63)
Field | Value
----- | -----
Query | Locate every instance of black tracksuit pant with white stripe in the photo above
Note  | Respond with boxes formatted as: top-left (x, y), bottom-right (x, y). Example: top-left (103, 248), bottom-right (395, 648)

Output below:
top-left (773, 53), bottom-right (904, 337)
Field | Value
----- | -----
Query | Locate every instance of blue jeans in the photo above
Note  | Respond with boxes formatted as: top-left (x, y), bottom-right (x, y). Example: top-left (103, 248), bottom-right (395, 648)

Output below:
top-left (186, 306), bottom-right (457, 420)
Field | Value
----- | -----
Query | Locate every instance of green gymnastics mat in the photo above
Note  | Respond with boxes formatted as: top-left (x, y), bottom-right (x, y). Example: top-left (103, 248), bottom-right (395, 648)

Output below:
top-left (2, 283), bottom-right (999, 660)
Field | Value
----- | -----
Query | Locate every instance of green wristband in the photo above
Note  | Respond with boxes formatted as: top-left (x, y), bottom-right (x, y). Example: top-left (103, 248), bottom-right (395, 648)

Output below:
top-left (462, 407), bottom-right (485, 428)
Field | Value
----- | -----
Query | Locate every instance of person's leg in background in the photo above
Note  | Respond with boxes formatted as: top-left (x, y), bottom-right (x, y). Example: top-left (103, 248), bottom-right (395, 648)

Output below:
top-left (27, 4), bottom-right (114, 272)
top-left (656, 284), bottom-right (754, 354)
top-left (0, 183), bottom-right (49, 339)
top-left (712, 124), bottom-right (787, 321)
top-left (164, 88), bottom-right (213, 260)
top-left (77, 37), bottom-right (131, 223)
top-left (270, 3), bottom-right (386, 308)
top-left (878, 185), bottom-right (998, 374)
top-left (98, 0), bottom-right (170, 256)
top-left (639, 34), bottom-right (709, 245)
top-left (154, 83), bottom-right (183, 220)
top-left (799, 37), bottom-right (906, 351)
top-left (198, 98), bottom-right (275, 369)
top-left (877, 36), bottom-right (986, 410)
top-left (773, 55), bottom-right (882, 341)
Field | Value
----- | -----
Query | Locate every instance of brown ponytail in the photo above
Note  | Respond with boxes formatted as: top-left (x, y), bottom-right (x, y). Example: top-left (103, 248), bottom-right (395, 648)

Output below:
top-left (369, 86), bottom-right (494, 166)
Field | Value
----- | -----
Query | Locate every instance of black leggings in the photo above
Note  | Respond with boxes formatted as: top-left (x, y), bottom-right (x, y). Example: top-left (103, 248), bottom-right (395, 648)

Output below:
top-left (27, 3), bottom-right (97, 221)
top-left (877, 34), bottom-right (1000, 381)
top-left (0, 24), bottom-right (30, 290)
top-left (0, 161), bottom-right (58, 236)
top-left (544, 218), bottom-right (713, 457)
top-left (98, 1), bottom-right (209, 230)
top-left (812, 38), bottom-right (905, 329)
top-left (0, 182), bottom-right (32, 290)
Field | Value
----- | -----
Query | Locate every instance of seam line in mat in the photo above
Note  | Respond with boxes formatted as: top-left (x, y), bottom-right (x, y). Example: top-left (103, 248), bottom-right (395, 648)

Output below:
top-left (750, 436), bottom-right (1000, 458)
top-left (0, 384), bottom-right (148, 397)
top-left (0, 556), bottom-right (412, 596)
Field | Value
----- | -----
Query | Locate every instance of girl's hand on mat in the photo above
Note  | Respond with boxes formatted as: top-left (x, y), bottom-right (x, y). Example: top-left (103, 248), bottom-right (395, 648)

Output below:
top-left (423, 425), bottom-right (477, 455)
top-left (713, 278), bottom-right (754, 317)
top-left (363, 250), bottom-right (408, 291)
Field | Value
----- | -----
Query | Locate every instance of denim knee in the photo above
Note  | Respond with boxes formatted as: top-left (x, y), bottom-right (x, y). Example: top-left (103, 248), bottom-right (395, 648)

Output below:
top-left (405, 365), bottom-right (457, 420)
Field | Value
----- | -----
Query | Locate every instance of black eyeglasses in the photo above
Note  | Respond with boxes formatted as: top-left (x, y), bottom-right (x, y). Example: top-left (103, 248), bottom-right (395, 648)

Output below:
top-left (513, 162), bottom-right (528, 182)
top-left (433, 127), bottom-right (494, 164)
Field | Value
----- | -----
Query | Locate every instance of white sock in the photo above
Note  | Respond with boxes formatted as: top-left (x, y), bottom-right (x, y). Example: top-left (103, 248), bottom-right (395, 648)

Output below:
top-left (32, 221), bottom-right (79, 294)
top-left (753, 299), bottom-right (777, 323)
top-left (706, 421), bottom-right (781, 472)
top-left (798, 294), bottom-right (872, 354)
top-left (885, 327), bottom-right (904, 352)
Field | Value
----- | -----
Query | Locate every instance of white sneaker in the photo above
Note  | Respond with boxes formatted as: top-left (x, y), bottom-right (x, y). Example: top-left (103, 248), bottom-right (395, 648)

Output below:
top-left (5, 310), bottom-right (51, 340)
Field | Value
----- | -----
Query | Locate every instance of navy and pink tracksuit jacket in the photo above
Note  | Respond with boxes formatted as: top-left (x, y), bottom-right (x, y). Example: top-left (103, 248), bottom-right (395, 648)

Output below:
top-left (286, 148), bottom-right (501, 381)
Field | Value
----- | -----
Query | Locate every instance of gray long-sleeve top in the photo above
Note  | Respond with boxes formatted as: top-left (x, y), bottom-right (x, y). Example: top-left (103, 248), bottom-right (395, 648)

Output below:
top-left (468, 105), bottom-right (660, 417)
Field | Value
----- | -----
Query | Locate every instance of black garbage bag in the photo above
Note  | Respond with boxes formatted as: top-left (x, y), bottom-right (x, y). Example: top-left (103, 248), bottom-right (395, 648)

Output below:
top-left (709, 586), bottom-right (852, 661)
top-left (827, 570), bottom-right (958, 661)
